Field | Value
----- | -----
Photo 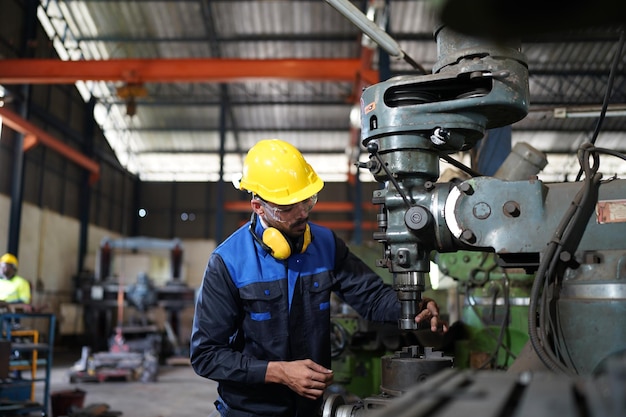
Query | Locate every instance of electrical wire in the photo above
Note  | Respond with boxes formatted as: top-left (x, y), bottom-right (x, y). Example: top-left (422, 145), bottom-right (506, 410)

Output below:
top-left (575, 27), bottom-right (625, 181)
top-left (529, 154), bottom-right (596, 374)
top-left (528, 144), bottom-right (624, 375)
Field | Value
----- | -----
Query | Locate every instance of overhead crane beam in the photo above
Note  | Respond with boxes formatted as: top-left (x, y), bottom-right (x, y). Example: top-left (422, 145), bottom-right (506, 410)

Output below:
top-left (0, 58), bottom-right (379, 85)
top-left (0, 57), bottom-right (379, 185)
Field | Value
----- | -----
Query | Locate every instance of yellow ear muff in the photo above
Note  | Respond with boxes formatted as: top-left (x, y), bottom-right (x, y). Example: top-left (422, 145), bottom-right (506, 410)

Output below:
top-left (261, 224), bottom-right (312, 260)
top-left (262, 227), bottom-right (292, 260)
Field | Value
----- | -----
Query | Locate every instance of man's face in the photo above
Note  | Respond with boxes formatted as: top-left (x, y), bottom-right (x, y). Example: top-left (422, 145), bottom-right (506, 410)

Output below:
top-left (254, 194), bottom-right (317, 239)
top-left (0, 262), bottom-right (15, 279)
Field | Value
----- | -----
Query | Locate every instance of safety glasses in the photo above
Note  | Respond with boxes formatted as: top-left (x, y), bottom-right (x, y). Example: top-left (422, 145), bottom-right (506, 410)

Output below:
top-left (257, 194), bottom-right (318, 222)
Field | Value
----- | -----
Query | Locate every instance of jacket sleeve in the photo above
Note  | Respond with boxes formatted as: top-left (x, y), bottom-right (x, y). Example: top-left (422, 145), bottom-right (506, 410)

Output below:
top-left (189, 253), bottom-right (268, 384)
top-left (332, 234), bottom-right (401, 324)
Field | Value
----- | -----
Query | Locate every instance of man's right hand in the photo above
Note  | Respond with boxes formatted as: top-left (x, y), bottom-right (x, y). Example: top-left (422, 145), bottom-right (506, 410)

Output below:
top-left (265, 359), bottom-right (334, 400)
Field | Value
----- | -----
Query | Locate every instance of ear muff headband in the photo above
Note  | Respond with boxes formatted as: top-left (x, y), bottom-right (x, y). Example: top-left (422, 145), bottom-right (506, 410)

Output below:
top-left (249, 213), bottom-right (311, 260)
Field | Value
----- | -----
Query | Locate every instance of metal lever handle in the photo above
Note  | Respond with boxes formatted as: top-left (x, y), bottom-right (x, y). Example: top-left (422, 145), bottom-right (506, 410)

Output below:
top-left (324, 0), bottom-right (426, 73)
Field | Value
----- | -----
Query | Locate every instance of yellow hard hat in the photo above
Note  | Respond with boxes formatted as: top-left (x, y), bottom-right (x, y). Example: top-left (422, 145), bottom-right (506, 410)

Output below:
top-left (239, 139), bottom-right (324, 205)
top-left (0, 253), bottom-right (18, 268)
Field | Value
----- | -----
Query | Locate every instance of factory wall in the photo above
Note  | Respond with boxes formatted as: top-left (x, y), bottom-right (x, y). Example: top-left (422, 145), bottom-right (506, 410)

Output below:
top-left (0, 192), bottom-right (215, 343)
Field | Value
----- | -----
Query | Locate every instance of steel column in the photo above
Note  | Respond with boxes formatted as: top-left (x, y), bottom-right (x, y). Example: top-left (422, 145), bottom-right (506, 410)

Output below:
top-left (6, 0), bottom-right (38, 257)
top-left (216, 84), bottom-right (228, 244)
top-left (77, 97), bottom-right (97, 274)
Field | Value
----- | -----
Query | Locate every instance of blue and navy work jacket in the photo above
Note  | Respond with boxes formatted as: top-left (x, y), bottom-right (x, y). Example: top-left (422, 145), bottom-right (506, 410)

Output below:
top-left (190, 220), bottom-right (401, 417)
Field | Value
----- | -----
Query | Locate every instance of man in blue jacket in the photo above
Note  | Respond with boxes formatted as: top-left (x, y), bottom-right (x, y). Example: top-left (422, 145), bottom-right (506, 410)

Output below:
top-left (190, 139), bottom-right (446, 417)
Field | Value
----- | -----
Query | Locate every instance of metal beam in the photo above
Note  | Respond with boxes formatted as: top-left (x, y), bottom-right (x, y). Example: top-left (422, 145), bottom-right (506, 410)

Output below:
top-left (0, 107), bottom-right (100, 183)
top-left (0, 58), bottom-right (379, 85)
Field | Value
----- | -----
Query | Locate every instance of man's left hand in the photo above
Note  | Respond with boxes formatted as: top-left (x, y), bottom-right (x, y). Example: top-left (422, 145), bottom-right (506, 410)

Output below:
top-left (415, 298), bottom-right (448, 332)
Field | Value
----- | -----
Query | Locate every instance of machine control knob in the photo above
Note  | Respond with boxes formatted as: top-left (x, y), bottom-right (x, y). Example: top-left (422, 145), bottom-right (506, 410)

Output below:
top-left (405, 206), bottom-right (431, 231)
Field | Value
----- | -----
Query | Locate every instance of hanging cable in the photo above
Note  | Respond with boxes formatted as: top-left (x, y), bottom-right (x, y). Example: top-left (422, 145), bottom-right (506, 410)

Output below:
top-left (528, 144), bottom-right (626, 374)
top-left (529, 151), bottom-right (599, 374)
top-left (575, 27), bottom-right (625, 181)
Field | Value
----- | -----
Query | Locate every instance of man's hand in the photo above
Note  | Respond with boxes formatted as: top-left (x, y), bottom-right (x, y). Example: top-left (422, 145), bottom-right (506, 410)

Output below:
top-left (415, 298), bottom-right (448, 332)
top-left (265, 359), bottom-right (334, 400)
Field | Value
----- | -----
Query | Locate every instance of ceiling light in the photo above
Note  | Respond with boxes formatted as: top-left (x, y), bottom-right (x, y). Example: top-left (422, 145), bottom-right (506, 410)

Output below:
top-left (553, 106), bottom-right (626, 119)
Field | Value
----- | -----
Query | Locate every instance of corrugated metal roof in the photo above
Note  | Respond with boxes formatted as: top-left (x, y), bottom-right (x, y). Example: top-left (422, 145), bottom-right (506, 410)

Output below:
top-left (32, 0), bottom-right (626, 183)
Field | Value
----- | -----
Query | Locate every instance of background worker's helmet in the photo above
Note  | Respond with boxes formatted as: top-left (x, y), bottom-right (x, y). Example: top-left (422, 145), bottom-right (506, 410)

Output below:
top-left (0, 253), bottom-right (18, 268)
top-left (239, 139), bottom-right (324, 205)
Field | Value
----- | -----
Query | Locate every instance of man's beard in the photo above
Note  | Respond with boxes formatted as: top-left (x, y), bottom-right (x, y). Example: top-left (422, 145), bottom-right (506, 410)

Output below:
top-left (265, 215), bottom-right (308, 239)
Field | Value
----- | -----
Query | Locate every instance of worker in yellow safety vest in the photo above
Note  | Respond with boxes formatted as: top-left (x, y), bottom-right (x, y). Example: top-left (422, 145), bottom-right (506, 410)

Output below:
top-left (0, 253), bottom-right (32, 312)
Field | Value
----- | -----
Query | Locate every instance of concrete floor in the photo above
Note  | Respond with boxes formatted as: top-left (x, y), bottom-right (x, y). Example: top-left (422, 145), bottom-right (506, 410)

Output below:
top-left (45, 347), bottom-right (219, 417)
